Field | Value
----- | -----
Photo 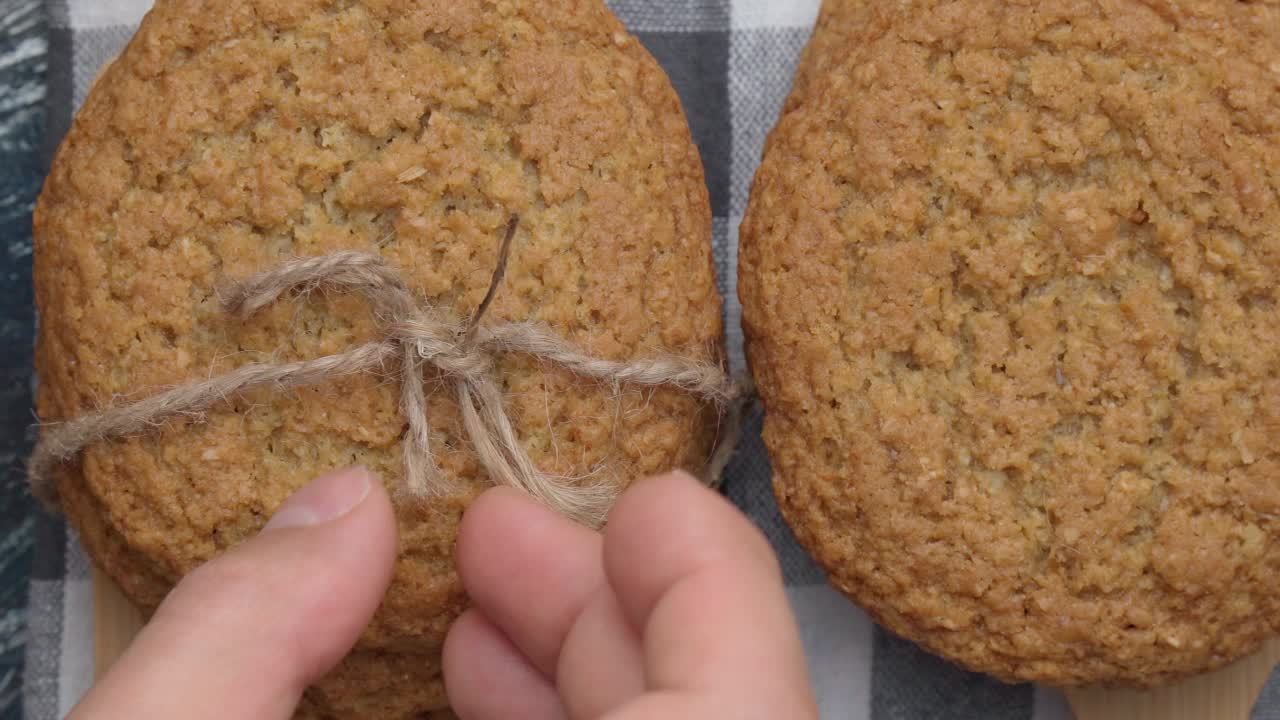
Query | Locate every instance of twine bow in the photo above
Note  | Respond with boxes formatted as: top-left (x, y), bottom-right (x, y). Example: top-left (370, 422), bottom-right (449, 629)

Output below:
top-left (28, 218), bottom-right (743, 527)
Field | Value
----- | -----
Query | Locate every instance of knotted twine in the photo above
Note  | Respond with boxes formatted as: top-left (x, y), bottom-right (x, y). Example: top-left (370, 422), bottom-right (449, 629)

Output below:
top-left (27, 218), bottom-right (744, 527)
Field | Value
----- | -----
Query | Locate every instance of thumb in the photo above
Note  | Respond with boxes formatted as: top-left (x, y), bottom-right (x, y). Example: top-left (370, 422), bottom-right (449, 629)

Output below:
top-left (70, 466), bottom-right (398, 720)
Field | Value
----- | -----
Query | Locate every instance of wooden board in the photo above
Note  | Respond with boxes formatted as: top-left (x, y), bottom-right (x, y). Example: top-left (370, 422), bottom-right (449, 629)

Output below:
top-left (92, 568), bottom-right (143, 680)
top-left (94, 571), bottom-right (1279, 717)
top-left (1066, 639), bottom-right (1280, 720)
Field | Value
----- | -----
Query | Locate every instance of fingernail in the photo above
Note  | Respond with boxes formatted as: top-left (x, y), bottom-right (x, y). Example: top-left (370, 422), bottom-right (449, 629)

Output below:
top-left (264, 466), bottom-right (373, 531)
top-left (668, 469), bottom-right (700, 484)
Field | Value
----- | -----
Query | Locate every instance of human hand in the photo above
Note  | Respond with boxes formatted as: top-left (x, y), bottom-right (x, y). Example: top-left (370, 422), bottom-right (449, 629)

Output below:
top-left (443, 471), bottom-right (818, 719)
top-left (68, 469), bottom-right (815, 720)
top-left (67, 467), bottom-right (398, 720)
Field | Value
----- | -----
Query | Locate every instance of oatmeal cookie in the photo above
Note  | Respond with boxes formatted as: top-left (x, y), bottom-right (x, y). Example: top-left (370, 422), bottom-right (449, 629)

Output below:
top-left (741, 0), bottom-right (1280, 686)
top-left (34, 0), bottom-right (720, 716)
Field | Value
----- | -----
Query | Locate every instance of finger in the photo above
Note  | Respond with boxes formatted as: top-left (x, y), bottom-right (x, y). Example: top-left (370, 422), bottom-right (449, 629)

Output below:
top-left (603, 472), bottom-right (816, 718)
top-left (555, 588), bottom-right (645, 718)
top-left (455, 486), bottom-right (604, 676)
top-left (600, 691), bottom-right (724, 720)
top-left (70, 467), bottom-right (397, 720)
top-left (442, 609), bottom-right (566, 720)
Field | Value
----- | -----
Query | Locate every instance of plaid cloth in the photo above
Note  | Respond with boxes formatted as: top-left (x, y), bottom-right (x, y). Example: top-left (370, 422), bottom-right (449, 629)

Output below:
top-left (21, 1), bottom-right (1280, 718)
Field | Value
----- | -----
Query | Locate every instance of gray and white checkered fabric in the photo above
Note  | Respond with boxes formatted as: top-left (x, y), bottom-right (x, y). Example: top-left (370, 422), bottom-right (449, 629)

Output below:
top-left (23, 2), bottom-right (1278, 718)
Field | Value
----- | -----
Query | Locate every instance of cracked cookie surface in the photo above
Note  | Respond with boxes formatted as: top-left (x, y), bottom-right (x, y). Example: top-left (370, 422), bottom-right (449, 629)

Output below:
top-left (35, 0), bottom-right (719, 716)
top-left (741, 0), bottom-right (1280, 686)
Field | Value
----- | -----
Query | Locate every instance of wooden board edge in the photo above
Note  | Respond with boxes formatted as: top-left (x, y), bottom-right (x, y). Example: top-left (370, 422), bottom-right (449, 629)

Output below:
top-left (1066, 638), bottom-right (1280, 720)
top-left (92, 567), bottom-right (144, 680)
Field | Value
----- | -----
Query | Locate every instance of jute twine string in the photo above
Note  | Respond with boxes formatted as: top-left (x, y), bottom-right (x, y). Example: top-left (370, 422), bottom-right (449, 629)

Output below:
top-left (28, 218), bottom-right (745, 527)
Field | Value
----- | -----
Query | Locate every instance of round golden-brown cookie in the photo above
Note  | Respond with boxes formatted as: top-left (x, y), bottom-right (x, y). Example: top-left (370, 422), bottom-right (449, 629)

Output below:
top-left (741, 0), bottom-right (1280, 687)
top-left (34, 0), bottom-right (720, 716)
top-left (785, 2), bottom-right (925, 118)
top-left (786, 0), bottom-right (872, 111)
